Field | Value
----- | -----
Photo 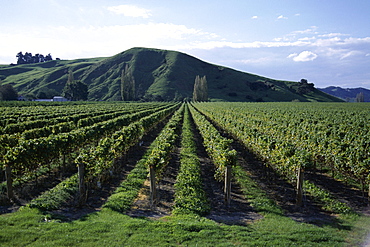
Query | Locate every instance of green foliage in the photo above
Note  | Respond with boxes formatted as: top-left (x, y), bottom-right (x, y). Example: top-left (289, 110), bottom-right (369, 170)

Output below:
top-left (0, 203), bottom-right (358, 246)
top-left (233, 165), bottom-right (283, 215)
top-left (189, 103), bottom-right (237, 182)
top-left (16, 51), bottom-right (53, 64)
top-left (36, 87), bottom-right (58, 99)
top-left (0, 101), bottom-right (369, 246)
top-left (104, 104), bottom-right (183, 212)
top-left (173, 104), bottom-right (210, 215)
top-left (27, 174), bottom-right (78, 211)
top-left (62, 70), bottom-right (88, 101)
top-left (304, 180), bottom-right (354, 214)
top-left (194, 102), bottom-right (370, 214)
top-left (78, 104), bottom-right (180, 185)
top-left (0, 102), bottom-right (174, 197)
top-left (0, 83), bottom-right (18, 100)
top-left (144, 103), bottom-right (184, 174)
top-left (103, 156), bottom-right (148, 212)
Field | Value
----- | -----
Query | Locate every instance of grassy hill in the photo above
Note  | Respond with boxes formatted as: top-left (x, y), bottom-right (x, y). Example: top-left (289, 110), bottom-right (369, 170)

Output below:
top-left (0, 47), bottom-right (342, 102)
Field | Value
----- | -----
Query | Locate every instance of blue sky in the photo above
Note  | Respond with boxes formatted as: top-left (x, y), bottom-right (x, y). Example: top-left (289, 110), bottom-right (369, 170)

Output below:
top-left (1, 0), bottom-right (370, 88)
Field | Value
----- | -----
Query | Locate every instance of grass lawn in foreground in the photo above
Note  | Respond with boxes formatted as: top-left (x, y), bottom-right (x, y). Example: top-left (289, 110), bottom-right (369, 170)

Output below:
top-left (1, 205), bottom-right (368, 246)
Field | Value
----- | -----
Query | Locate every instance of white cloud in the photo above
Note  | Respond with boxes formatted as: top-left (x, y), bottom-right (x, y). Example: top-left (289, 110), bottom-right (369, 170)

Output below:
top-left (313, 36), bottom-right (370, 48)
top-left (340, 50), bottom-right (361, 60)
top-left (273, 27), bottom-right (318, 42)
top-left (287, 53), bottom-right (298, 58)
top-left (321, 47), bottom-right (347, 57)
top-left (343, 37), bottom-right (370, 44)
top-left (292, 26), bottom-right (318, 35)
top-left (312, 37), bottom-right (343, 47)
top-left (183, 40), bottom-right (310, 50)
top-left (270, 30), bottom-right (370, 57)
top-left (238, 57), bottom-right (274, 65)
top-left (273, 37), bottom-right (290, 42)
top-left (298, 36), bottom-right (316, 41)
top-left (318, 33), bottom-right (349, 38)
top-left (107, 5), bottom-right (152, 18)
top-left (251, 16), bottom-right (258, 19)
top-left (288, 51), bottom-right (318, 62)
top-left (277, 15), bottom-right (288, 20)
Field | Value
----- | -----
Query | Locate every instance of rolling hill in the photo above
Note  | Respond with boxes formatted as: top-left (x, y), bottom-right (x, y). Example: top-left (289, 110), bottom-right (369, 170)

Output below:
top-left (0, 47), bottom-right (342, 102)
top-left (319, 86), bottom-right (370, 102)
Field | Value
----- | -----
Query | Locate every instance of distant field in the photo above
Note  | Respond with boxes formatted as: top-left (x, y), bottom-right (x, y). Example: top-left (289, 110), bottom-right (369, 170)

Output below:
top-left (0, 101), bottom-right (369, 246)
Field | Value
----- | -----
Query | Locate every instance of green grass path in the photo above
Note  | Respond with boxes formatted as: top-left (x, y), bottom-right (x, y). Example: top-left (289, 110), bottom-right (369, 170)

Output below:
top-left (0, 207), bottom-right (360, 246)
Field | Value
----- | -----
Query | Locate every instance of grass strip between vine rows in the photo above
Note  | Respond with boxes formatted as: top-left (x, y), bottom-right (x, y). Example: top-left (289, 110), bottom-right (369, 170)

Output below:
top-left (173, 104), bottom-right (210, 216)
top-left (103, 104), bottom-right (184, 213)
top-left (27, 175), bottom-right (78, 211)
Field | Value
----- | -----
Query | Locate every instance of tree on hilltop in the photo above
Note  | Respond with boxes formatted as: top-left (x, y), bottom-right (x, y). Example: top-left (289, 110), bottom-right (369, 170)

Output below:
top-left (296, 78), bottom-right (314, 94)
top-left (16, 51), bottom-right (53, 64)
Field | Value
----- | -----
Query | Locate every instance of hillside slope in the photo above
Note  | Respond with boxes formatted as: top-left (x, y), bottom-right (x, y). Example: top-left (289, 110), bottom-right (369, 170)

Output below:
top-left (319, 86), bottom-right (370, 102)
top-left (0, 47), bottom-right (342, 102)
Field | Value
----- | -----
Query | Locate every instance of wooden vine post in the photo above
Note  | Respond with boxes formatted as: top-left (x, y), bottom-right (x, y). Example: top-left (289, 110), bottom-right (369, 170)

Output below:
top-left (149, 165), bottom-right (157, 207)
top-left (224, 164), bottom-right (232, 206)
top-left (224, 151), bottom-right (236, 206)
top-left (5, 164), bottom-right (14, 200)
top-left (296, 167), bottom-right (304, 207)
top-left (61, 153), bottom-right (66, 176)
top-left (78, 163), bottom-right (86, 206)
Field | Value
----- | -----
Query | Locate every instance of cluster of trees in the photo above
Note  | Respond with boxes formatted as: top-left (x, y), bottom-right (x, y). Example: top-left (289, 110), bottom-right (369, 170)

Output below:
top-left (121, 64), bottom-right (136, 101)
top-left (16, 52), bottom-right (53, 65)
top-left (0, 81), bottom-right (18, 100)
top-left (193, 75), bottom-right (208, 102)
top-left (296, 78), bottom-right (315, 94)
top-left (62, 71), bottom-right (88, 101)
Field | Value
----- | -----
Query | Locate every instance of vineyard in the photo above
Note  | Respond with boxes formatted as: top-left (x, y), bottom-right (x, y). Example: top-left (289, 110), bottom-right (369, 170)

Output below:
top-left (0, 101), bottom-right (370, 246)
